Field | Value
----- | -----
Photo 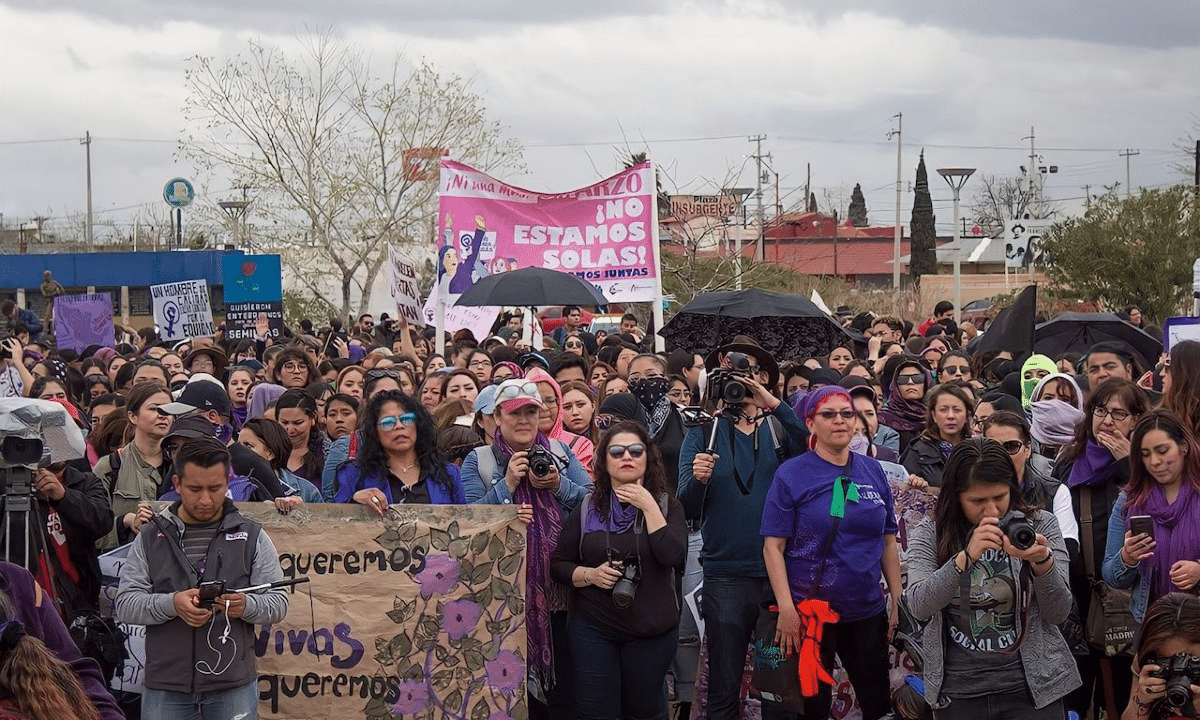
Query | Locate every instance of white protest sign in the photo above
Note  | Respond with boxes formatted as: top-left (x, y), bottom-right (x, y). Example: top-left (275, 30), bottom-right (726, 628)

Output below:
top-left (386, 245), bottom-right (426, 327)
top-left (150, 279), bottom-right (215, 341)
top-left (422, 289), bottom-right (499, 342)
top-left (98, 545), bottom-right (147, 695)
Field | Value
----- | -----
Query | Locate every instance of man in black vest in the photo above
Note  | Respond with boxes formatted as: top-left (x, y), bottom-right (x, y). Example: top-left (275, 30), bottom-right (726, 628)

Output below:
top-left (115, 437), bottom-right (288, 719)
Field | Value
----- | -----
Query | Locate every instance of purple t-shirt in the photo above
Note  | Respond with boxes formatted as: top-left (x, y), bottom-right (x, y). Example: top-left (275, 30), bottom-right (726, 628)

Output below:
top-left (760, 451), bottom-right (897, 621)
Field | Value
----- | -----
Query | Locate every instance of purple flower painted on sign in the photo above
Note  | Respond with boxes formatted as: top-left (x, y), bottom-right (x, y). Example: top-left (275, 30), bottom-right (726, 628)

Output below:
top-left (392, 679), bottom-right (429, 716)
top-left (416, 554), bottom-right (460, 598)
top-left (485, 649), bottom-right (523, 694)
top-left (442, 599), bottom-right (482, 640)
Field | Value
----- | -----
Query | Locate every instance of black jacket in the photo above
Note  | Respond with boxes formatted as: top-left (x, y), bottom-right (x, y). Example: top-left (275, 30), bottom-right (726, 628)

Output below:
top-left (900, 436), bottom-right (947, 488)
top-left (5, 466), bottom-right (113, 615)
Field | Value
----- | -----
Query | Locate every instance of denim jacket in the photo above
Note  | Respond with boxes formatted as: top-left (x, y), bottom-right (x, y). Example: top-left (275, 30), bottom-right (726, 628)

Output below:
top-left (1100, 492), bottom-right (1151, 622)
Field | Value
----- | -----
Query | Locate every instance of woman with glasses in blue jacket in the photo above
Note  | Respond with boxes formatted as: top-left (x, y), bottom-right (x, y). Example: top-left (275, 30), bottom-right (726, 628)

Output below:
top-left (333, 389), bottom-right (466, 508)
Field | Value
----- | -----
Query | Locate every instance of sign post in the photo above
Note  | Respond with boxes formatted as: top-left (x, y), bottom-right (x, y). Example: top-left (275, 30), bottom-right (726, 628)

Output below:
top-left (163, 178), bottom-right (195, 249)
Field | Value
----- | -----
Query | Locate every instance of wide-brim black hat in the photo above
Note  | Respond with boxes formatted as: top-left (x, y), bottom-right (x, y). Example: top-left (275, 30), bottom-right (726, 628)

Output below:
top-left (704, 337), bottom-right (780, 389)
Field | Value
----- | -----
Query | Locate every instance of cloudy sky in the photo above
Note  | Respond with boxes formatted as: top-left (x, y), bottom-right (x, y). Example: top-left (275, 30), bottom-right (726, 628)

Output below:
top-left (1, 0), bottom-right (1196, 239)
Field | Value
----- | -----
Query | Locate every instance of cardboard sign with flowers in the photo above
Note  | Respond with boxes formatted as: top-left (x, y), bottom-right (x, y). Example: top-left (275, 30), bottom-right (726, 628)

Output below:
top-left (246, 503), bottom-right (527, 720)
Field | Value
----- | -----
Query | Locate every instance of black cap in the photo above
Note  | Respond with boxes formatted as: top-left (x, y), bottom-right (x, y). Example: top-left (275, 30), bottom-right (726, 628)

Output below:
top-left (164, 414), bottom-right (217, 442)
top-left (838, 375), bottom-right (878, 402)
top-left (159, 380), bottom-right (232, 419)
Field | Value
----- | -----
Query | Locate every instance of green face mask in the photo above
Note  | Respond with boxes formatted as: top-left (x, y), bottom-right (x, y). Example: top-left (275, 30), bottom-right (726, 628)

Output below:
top-left (1020, 355), bottom-right (1057, 410)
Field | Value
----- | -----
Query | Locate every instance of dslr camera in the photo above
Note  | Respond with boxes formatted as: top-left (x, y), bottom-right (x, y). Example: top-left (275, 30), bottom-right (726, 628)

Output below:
top-left (998, 510), bottom-right (1037, 551)
top-left (1147, 653), bottom-right (1200, 709)
top-left (526, 446), bottom-right (555, 478)
top-left (707, 351), bottom-right (754, 404)
top-left (608, 550), bottom-right (641, 609)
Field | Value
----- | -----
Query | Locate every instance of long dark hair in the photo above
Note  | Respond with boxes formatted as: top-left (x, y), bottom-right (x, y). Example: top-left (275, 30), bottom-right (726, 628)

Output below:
top-left (934, 437), bottom-right (1034, 564)
top-left (591, 421), bottom-right (667, 520)
top-left (241, 418), bottom-right (292, 474)
top-left (1126, 409), bottom-right (1200, 511)
top-left (1164, 340), bottom-right (1200, 441)
top-left (353, 390), bottom-right (454, 493)
top-left (1135, 593), bottom-right (1200, 668)
top-left (275, 389), bottom-right (324, 480)
top-left (1057, 378), bottom-right (1151, 469)
top-left (0, 587), bottom-right (101, 720)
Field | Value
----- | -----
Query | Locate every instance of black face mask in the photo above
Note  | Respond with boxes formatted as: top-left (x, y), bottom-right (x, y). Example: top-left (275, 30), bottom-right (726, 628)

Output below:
top-left (630, 377), bottom-right (670, 410)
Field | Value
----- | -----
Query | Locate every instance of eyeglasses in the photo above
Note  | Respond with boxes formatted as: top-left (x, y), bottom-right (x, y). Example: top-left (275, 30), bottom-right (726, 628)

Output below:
top-left (669, 389), bottom-right (691, 400)
top-left (941, 365), bottom-right (969, 376)
top-left (491, 374), bottom-right (513, 385)
top-left (816, 409), bottom-right (856, 421)
top-left (607, 443), bottom-right (646, 459)
top-left (895, 374), bottom-right (925, 386)
top-left (469, 359), bottom-right (493, 369)
top-left (1093, 406), bottom-right (1132, 422)
top-left (282, 362), bottom-right (307, 372)
top-left (1000, 439), bottom-right (1027, 455)
top-left (496, 382), bottom-right (539, 402)
top-left (378, 412), bottom-right (418, 431)
top-left (366, 369), bottom-right (400, 381)
top-left (565, 341), bottom-right (584, 349)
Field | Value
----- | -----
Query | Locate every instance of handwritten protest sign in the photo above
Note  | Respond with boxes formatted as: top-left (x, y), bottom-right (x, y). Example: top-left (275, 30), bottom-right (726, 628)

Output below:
top-left (151, 279), bottom-right (215, 341)
top-left (422, 291), bottom-right (500, 343)
top-left (105, 503), bottom-right (527, 720)
top-left (387, 246), bottom-right (426, 326)
top-left (226, 301), bottom-right (284, 341)
top-left (52, 293), bottom-right (114, 351)
top-left (436, 160), bottom-right (659, 306)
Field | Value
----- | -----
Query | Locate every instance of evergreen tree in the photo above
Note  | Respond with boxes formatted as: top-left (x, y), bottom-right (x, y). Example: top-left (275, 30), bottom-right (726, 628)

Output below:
top-left (909, 150), bottom-right (938, 285)
top-left (848, 183), bottom-right (868, 226)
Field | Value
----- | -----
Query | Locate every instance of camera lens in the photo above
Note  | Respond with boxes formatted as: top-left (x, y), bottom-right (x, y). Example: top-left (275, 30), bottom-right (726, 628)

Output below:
top-left (1009, 525), bottom-right (1036, 550)
top-left (1165, 678), bottom-right (1193, 709)
top-left (722, 379), bottom-right (748, 403)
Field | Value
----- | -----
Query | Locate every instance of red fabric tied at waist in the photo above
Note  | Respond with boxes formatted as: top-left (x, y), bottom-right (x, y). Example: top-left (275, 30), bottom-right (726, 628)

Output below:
top-left (771, 598), bottom-right (840, 697)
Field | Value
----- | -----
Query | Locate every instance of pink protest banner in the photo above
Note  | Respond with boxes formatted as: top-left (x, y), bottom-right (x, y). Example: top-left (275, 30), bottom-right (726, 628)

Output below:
top-left (436, 160), bottom-right (659, 305)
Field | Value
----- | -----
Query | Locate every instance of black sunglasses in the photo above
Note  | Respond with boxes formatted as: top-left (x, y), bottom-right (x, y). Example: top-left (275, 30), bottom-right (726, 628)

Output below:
top-left (366, 369), bottom-right (400, 381)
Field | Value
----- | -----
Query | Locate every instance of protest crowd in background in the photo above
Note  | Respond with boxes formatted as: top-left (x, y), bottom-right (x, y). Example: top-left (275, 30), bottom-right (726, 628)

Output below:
top-left (2, 278), bottom-right (1200, 720)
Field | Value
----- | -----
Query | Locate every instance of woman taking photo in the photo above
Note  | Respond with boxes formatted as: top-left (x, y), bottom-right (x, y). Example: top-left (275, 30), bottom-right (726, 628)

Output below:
top-left (1103, 410), bottom-right (1200, 623)
top-left (333, 391), bottom-right (465, 508)
top-left (460, 379), bottom-right (592, 719)
top-left (550, 422), bottom-right (687, 720)
top-left (762, 386), bottom-right (901, 720)
top-left (275, 389), bottom-right (325, 492)
top-left (901, 384), bottom-right (974, 488)
top-left (93, 382), bottom-right (174, 549)
top-left (906, 438), bottom-right (1079, 718)
top-left (526, 368), bottom-right (595, 478)
top-left (1123, 593), bottom-right (1200, 720)
top-left (1055, 377), bottom-right (1151, 720)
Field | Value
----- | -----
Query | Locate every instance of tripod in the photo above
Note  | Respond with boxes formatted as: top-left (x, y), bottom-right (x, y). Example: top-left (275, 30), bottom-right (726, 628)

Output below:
top-left (1, 465), bottom-right (64, 615)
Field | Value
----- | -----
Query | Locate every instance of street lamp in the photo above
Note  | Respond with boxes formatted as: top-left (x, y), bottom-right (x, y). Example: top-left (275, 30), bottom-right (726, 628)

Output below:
top-left (937, 167), bottom-right (976, 325)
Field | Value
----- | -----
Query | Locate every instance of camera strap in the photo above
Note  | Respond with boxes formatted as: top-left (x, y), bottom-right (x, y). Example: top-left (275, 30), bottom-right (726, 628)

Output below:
top-left (803, 456), bottom-right (853, 601)
top-left (726, 416), bottom-right (760, 496)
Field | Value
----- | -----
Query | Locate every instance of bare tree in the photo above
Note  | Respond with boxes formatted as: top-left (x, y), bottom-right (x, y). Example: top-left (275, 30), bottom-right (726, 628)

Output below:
top-left (181, 30), bottom-right (523, 319)
top-left (968, 173), bottom-right (1059, 237)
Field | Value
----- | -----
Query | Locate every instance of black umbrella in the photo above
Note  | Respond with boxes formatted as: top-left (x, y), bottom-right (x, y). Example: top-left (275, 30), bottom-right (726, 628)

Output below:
top-left (659, 288), bottom-right (853, 358)
top-left (1034, 312), bottom-right (1163, 370)
top-left (453, 267), bottom-right (608, 307)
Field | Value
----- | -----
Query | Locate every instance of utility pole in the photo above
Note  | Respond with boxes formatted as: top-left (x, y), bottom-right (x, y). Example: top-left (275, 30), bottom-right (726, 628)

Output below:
top-left (81, 131), bottom-right (93, 246)
top-left (750, 134), bottom-right (768, 262)
top-left (805, 163), bottom-right (811, 212)
top-left (1024, 126), bottom-right (1039, 206)
top-left (1194, 140), bottom-right (1199, 193)
top-left (1119, 148), bottom-right (1140, 198)
top-left (888, 113), bottom-right (903, 294)
top-left (832, 210), bottom-right (839, 277)
top-left (1082, 185), bottom-right (1091, 211)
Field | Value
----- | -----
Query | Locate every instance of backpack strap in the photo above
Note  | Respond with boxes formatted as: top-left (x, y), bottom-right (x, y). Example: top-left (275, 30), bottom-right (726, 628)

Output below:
top-left (475, 446), bottom-right (499, 494)
top-left (104, 447), bottom-right (124, 496)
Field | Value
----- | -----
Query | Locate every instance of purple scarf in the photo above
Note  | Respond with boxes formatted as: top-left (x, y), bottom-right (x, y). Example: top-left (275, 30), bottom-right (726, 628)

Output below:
top-left (1066, 438), bottom-right (1119, 488)
top-left (231, 404), bottom-right (248, 431)
top-left (1130, 483), bottom-right (1200, 600)
top-left (492, 428), bottom-right (565, 690)
top-left (584, 492), bottom-right (638, 534)
top-left (879, 385), bottom-right (926, 433)
top-left (1031, 400), bottom-right (1086, 449)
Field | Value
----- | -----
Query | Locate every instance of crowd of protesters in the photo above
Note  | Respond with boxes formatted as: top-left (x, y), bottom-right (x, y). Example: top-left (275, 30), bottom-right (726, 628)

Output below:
top-left (1, 293), bottom-right (1199, 720)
